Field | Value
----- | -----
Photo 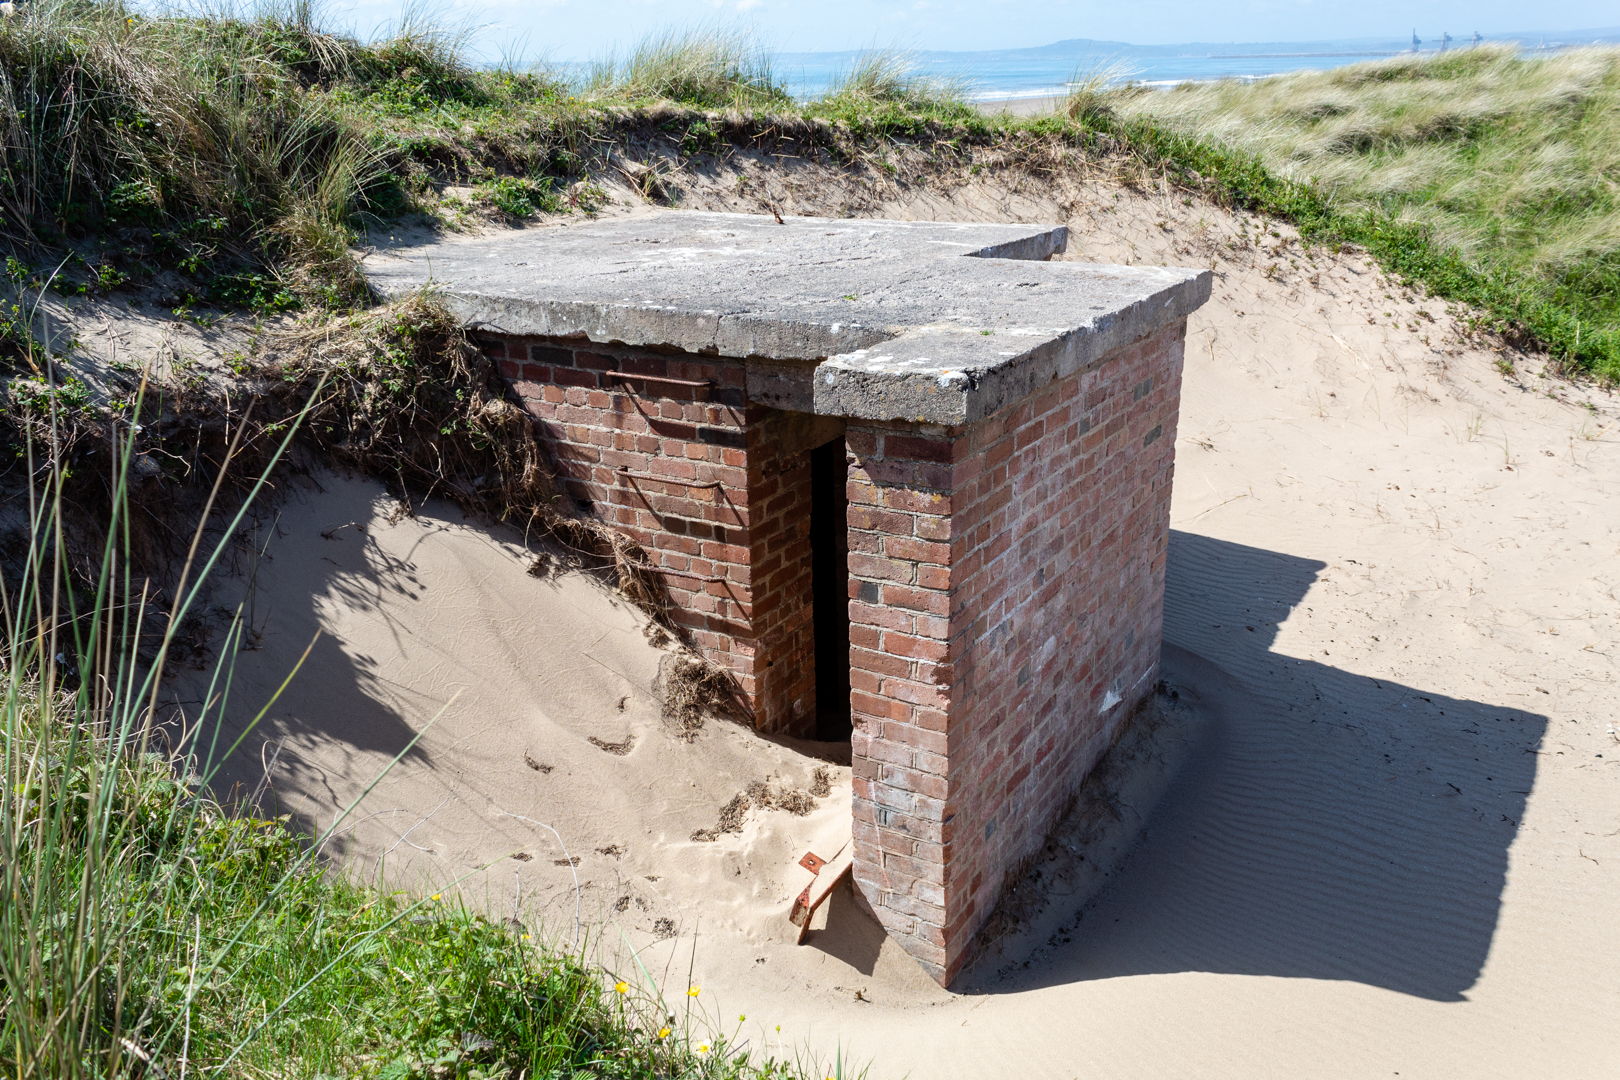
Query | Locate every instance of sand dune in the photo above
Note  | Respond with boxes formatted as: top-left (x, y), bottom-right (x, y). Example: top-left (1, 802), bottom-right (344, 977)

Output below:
top-left (167, 163), bottom-right (1620, 1077)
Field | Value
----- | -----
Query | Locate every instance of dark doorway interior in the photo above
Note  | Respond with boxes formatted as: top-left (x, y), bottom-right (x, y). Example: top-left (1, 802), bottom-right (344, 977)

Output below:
top-left (811, 437), bottom-right (852, 741)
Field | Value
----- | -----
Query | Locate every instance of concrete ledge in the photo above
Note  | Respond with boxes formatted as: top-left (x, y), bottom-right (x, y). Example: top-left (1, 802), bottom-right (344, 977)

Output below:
top-left (362, 210), bottom-right (1210, 424)
top-left (814, 265), bottom-right (1209, 425)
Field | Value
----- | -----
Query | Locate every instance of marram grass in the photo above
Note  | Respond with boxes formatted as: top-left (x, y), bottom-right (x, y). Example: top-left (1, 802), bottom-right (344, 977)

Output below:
top-left (1096, 45), bottom-right (1620, 380)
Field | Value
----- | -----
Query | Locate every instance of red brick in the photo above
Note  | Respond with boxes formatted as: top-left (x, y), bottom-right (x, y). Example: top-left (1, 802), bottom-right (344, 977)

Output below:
top-left (883, 434), bottom-right (957, 463)
top-left (880, 584), bottom-right (950, 616)
top-left (885, 536), bottom-right (950, 564)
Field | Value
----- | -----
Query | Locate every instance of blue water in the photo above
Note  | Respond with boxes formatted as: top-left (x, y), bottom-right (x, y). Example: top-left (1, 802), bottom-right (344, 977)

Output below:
top-left (775, 30), bottom-right (1620, 101)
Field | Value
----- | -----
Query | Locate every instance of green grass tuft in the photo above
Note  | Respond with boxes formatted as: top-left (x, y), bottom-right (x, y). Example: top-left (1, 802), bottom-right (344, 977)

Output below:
top-left (583, 25), bottom-right (790, 110)
top-left (807, 48), bottom-right (977, 126)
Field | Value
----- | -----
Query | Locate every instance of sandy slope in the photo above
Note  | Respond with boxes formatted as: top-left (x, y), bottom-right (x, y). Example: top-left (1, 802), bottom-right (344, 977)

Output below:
top-left (175, 477), bottom-right (859, 979)
top-left (168, 164), bottom-right (1620, 1078)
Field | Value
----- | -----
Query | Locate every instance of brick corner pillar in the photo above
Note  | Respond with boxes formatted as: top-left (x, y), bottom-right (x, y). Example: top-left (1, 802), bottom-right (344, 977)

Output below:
top-left (845, 318), bottom-right (1189, 985)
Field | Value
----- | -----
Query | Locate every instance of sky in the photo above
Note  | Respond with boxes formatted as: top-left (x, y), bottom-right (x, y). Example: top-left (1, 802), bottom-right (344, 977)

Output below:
top-left (311, 1), bottom-right (1620, 61)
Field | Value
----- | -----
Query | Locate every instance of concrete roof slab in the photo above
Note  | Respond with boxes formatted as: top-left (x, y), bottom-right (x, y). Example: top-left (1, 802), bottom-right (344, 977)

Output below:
top-left (361, 211), bottom-right (1211, 424)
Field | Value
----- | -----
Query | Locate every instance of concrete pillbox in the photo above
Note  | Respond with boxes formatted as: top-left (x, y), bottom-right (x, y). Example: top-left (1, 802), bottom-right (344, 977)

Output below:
top-left (363, 210), bottom-right (1211, 984)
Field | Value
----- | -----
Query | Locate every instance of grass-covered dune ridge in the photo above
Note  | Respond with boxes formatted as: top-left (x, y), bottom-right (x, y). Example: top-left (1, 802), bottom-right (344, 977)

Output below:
top-left (1101, 45), bottom-right (1620, 377)
top-left (0, 4), bottom-right (1611, 376)
top-left (0, 3), bottom-right (974, 323)
top-left (1107, 45), bottom-right (1619, 273)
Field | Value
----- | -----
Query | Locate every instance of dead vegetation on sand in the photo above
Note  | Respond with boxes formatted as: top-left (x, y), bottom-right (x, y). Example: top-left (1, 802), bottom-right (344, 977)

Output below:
top-left (691, 778), bottom-right (821, 842)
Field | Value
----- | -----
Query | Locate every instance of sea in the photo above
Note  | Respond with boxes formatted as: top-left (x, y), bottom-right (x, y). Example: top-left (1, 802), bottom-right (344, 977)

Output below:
top-left (773, 28), bottom-right (1620, 102)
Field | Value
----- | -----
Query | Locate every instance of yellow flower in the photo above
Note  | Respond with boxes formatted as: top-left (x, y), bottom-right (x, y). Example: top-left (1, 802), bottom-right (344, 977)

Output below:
top-left (687, 985), bottom-right (701, 997)
top-left (696, 1043), bottom-right (710, 1054)
top-left (431, 893), bottom-right (441, 901)
top-left (657, 1027), bottom-right (671, 1040)
top-left (615, 981), bottom-right (629, 994)
top-left (521, 933), bottom-right (531, 941)
top-left (738, 1014), bottom-right (746, 1022)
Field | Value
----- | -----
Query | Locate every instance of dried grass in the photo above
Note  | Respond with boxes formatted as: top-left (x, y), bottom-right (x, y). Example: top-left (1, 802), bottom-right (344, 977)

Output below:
top-left (808, 766), bottom-right (831, 798)
top-left (746, 779), bottom-right (817, 817)
top-left (660, 650), bottom-right (749, 736)
top-left (689, 778), bottom-right (817, 842)
top-left (258, 292), bottom-right (676, 609)
top-left (690, 792), bottom-right (751, 842)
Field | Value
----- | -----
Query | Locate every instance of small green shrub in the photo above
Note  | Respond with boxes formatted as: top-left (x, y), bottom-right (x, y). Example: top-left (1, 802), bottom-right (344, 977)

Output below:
top-left (477, 176), bottom-right (565, 219)
top-left (209, 271), bottom-right (300, 315)
top-left (6, 373), bottom-right (91, 412)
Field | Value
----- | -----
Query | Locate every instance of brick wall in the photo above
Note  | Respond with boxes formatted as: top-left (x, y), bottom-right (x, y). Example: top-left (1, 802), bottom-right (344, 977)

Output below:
top-left (475, 335), bottom-right (821, 735)
top-left (844, 318), bottom-right (1187, 983)
top-left (744, 409), bottom-right (819, 732)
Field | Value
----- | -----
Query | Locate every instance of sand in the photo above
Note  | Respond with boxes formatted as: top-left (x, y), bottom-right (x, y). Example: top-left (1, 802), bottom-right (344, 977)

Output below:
top-left (158, 163), bottom-right (1620, 1077)
top-left (978, 95), bottom-right (1071, 118)
top-left (176, 479), bottom-right (860, 975)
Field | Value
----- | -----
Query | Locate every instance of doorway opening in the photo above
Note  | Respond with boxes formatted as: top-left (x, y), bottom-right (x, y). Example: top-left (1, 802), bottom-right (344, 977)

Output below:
top-left (810, 436), bottom-right (852, 741)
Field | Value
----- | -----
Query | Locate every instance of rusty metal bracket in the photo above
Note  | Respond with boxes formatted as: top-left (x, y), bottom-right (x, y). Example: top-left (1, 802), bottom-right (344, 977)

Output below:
top-left (615, 466), bottom-right (724, 489)
top-left (605, 371), bottom-right (713, 397)
top-left (789, 852), bottom-right (825, 929)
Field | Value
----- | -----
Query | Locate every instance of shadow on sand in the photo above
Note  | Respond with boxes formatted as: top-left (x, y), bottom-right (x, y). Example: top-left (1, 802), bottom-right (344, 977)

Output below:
top-left (969, 529), bottom-right (1545, 1002)
top-left (185, 481), bottom-right (441, 852)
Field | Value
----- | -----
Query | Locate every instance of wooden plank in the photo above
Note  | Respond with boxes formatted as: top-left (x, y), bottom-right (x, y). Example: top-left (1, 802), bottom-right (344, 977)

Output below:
top-left (790, 841), bottom-right (853, 945)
